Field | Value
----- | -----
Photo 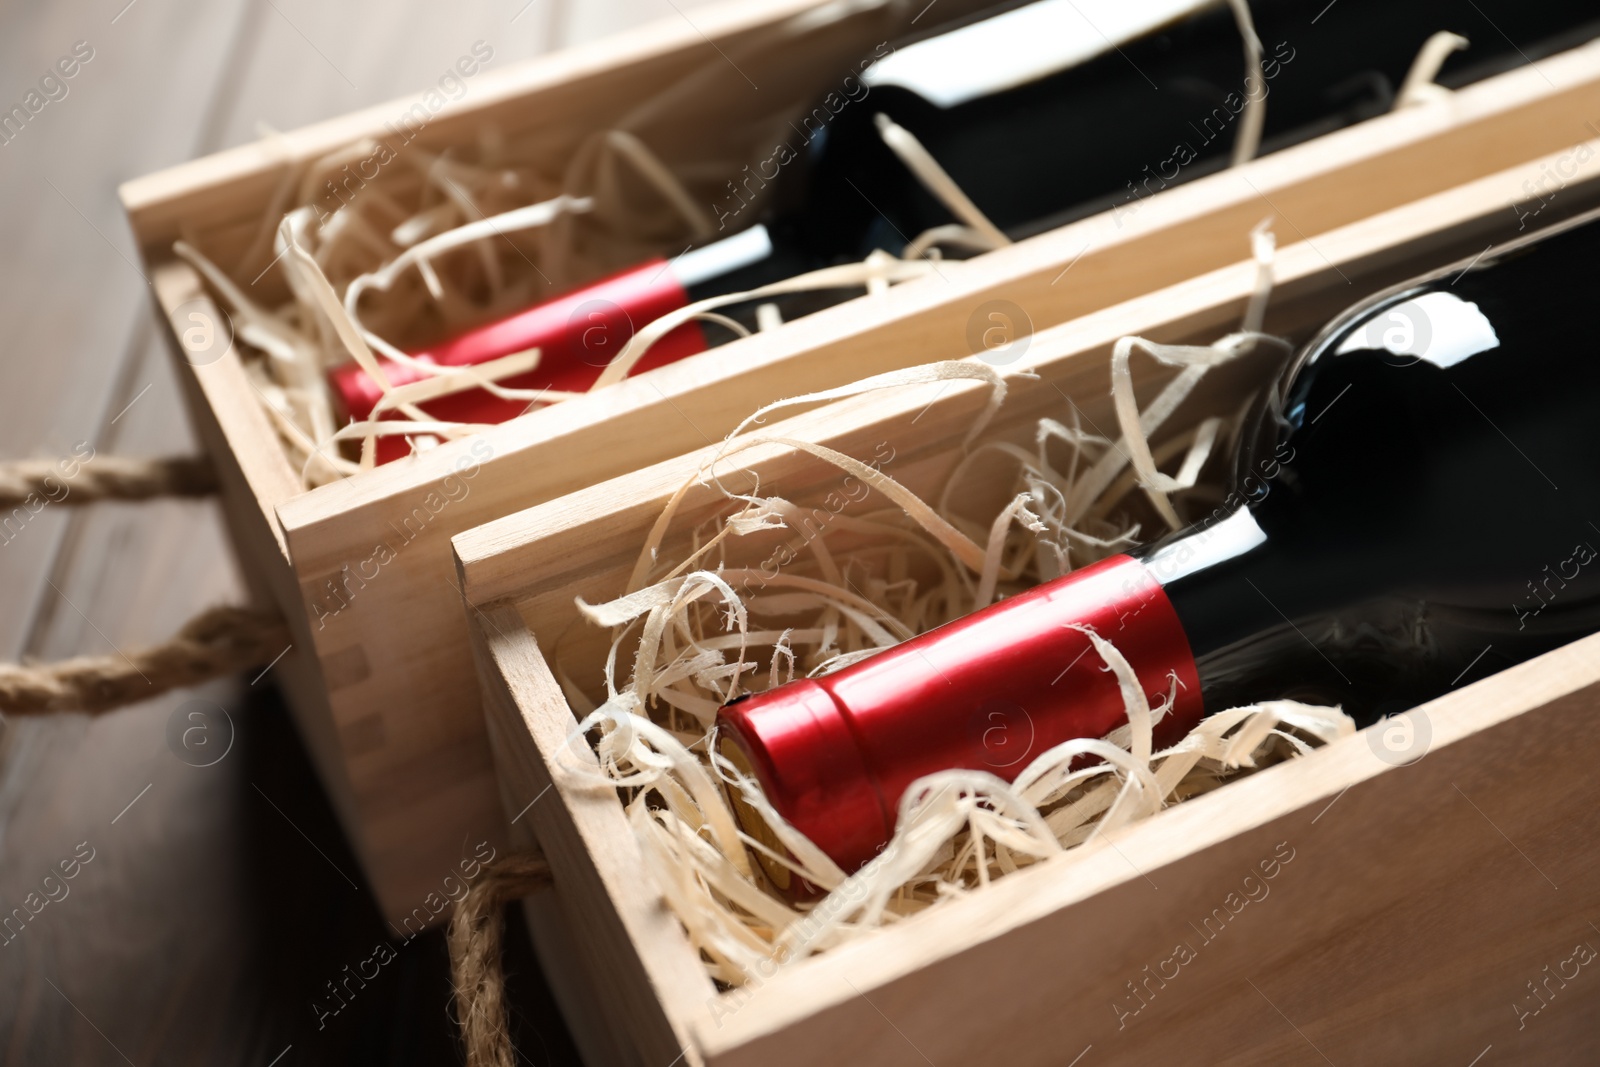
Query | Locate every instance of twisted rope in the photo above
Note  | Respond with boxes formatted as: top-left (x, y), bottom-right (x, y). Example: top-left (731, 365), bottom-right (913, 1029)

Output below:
top-left (0, 455), bottom-right (217, 508)
top-left (5, 450), bottom-right (547, 1065)
top-left (0, 606), bottom-right (291, 714)
top-left (448, 850), bottom-right (554, 1067)
top-left (0, 453), bottom-right (296, 714)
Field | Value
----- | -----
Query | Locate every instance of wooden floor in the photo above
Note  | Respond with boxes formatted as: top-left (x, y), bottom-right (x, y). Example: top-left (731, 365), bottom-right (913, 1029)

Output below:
top-left (0, 1), bottom-right (709, 1063)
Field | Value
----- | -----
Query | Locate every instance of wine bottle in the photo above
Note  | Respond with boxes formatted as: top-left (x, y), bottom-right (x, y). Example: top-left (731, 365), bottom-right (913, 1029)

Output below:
top-left (334, 0), bottom-right (1600, 459)
top-left (718, 208), bottom-right (1600, 876)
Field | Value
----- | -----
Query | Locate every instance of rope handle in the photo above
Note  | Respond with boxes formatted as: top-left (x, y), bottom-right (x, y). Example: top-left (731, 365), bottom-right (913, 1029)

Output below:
top-left (0, 453), bottom-right (297, 714)
top-left (0, 454), bottom-right (217, 508)
top-left (448, 849), bottom-right (555, 1067)
top-left (0, 605), bottom-right (291, 714)
top-left (2, 449), bottom-right (550, 1065)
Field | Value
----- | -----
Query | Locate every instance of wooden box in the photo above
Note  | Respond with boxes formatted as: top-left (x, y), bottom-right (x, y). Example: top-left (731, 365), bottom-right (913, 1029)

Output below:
top-left (119, 0), bottom-right (1600, 922)
top-left (456, 144), bottom-right (1600, 1065)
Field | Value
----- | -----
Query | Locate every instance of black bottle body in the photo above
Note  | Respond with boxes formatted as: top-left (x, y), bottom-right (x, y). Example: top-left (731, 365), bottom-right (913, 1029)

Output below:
top-left (790, 0), bottom-right (1600, 259)
top-left (704, 0), bottom-right (1600, 321)
top-left (1149, 213), bottom-right (1600, 725)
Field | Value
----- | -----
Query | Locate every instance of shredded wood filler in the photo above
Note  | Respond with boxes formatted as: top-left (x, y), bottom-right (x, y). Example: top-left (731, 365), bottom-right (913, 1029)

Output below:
top-left (166, 0), bottom-right (1297, 488)
top-left (154, 0), bottom-right (1403, 980)
top-left (554, 224), bottom-right (1354, 985)
top-left (168, 0), bottom-right (1051, 485)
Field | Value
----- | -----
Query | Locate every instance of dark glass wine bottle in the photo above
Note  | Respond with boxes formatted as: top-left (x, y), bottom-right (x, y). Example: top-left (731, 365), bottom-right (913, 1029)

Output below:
top-left (334, 0), bottom-right (1600, 459)
top-left (804, 0), bottom-right (1600, 252)
top-left (718, 208), bottom-right (1600, 875)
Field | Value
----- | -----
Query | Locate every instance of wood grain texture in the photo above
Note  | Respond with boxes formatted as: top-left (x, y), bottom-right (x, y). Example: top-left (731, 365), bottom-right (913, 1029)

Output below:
top-left (0, 0), bottom-right (255, 659)
top-left (119, 0), bottom-right (840, 264)
top-left (0, 2), bottom-right (265, 1063)
top-left (134, 0), bottom-right (958, 922)
top-left (90, 5), bottom-right (1600, 1058)
top-left (2, 1), bottom-right (714, 1063)
top-left (206, 0), bottom-right (568, 152)
top-left (694, 628), bottom-right (1600, 1066)
top-left (455, 166), bottom-right (1600, 1064)
top-left (260, 34), bottom-right (1600, 921)
top-left (455, 144), bottom-right (1600, 614)
top-left (472, 600), bottom-right (717, 1066)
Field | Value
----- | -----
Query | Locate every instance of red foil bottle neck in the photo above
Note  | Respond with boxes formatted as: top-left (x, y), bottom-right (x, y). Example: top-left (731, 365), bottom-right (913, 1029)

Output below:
top-left (716, 554), bottom-right (1202, 877)
top-left (326, 258), bottom-right (705, 463)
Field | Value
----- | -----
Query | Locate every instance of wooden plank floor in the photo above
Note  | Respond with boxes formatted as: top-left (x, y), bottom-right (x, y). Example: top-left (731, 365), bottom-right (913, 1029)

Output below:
top-left (0, 1), bottom-right (710, 1063)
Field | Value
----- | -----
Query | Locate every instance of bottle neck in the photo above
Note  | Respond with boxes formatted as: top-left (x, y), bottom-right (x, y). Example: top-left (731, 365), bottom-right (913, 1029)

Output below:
top-left (1132, 508), bottom-right (1361, 714)
top-left (673, 224), bottom-right (787, 299)
top-left (681, 222), bottom-right (888, 330)
top-left (1139, 509), bottom-right (1296, 660)
top-left (719, 551), bottom-right (1207, 875)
